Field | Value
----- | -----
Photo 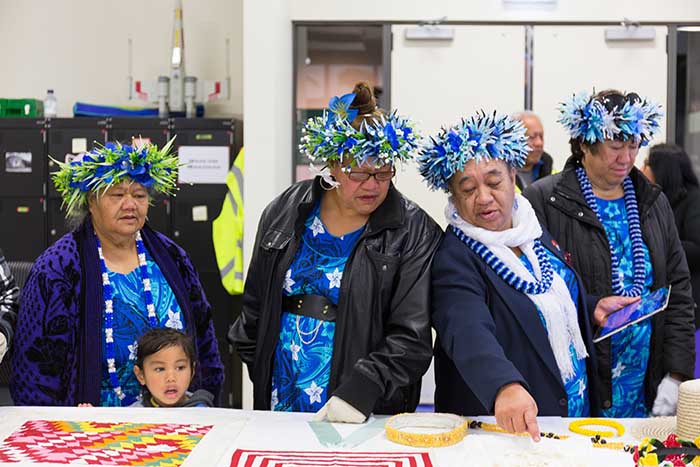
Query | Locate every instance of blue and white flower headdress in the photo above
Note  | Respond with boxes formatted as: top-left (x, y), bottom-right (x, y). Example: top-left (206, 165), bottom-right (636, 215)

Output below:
top-left (52, 137), bottom-right (180, 217)
top-left (418, 111), bottom-right (530, 192)
top-left (299, 92), bottom-right (420, 169)
top-left (558, 90), bottom-right (662, 146)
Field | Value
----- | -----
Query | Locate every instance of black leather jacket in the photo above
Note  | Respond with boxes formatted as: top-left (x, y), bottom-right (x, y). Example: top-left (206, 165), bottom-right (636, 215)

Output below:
top-left (524, 157), bottom-right (696, 410)
top-left (228, 178), bottom-right (442, 416)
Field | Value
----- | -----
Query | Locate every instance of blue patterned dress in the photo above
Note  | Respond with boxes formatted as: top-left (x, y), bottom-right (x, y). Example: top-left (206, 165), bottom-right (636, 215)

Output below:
top-left (99, 249), bottom-right (184, 406)
top-left (520, 252), bottom-right (590, 416)
top-left (271, 202), bottom-right (364, 412)
top-left (595, 197), bottom-right (654, 418)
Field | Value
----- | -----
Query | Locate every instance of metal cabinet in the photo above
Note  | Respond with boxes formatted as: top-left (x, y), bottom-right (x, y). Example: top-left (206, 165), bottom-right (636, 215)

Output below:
top-left (47, 198), bottom-right (70, 245)
top-left (0, 119), bottom-right (45, 197)
top-left (109, 118), bottom-right (170, 148)
top-left (46, 118), bottom-right (107, 199)
top-left (0, 197), bottom-right (46, 261)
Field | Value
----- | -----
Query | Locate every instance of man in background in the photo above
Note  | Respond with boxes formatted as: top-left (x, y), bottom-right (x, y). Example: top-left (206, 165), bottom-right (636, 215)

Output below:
top-left (513, 111), bottom-right (554, 191)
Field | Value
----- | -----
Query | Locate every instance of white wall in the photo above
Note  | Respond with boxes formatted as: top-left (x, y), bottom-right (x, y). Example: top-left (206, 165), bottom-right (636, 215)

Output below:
top-left (241, 0), bottom-right (293, 408)
top-left (0, 0), bottom-right (242, 117)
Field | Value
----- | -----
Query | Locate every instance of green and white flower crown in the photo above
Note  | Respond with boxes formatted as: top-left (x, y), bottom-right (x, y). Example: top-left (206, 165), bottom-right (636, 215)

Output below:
top-left (299, 92), bottom-right (420, 168)
top-left (52, 137), bottom-right (180, 217)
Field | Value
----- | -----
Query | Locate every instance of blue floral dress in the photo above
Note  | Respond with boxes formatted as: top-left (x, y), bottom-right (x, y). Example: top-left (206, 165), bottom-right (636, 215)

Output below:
top-left (520, 251), bottom-right (590, 417)
top-left (100, 249), bottom-right (184, 406)
top-left (596, 197), bottom-right (654, 418)
top-left (271, 202), bottom-right (364, 412)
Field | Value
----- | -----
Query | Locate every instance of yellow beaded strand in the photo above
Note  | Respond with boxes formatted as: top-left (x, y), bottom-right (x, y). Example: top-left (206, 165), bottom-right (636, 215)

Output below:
top-left (466, 418), bottom-right (636, 453)
top-left (467, 420), bottom-right (569, 440)
top-left (568, 418), bottom-right (625, 438)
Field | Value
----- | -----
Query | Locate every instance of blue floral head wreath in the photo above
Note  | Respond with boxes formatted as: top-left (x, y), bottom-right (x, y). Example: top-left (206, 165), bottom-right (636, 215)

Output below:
top-left (52, 137), bottom-right (180, 217)
top-left (558, 90), bottom-right (662, 147)
top-left (418, 111), bottom-right (530, 192)
top-left (299, 92), bottom-right (420, 168)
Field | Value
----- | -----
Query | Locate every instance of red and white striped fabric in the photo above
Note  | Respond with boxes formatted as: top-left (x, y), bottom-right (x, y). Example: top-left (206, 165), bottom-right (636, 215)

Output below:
top-left (230, 449), bottom-right (433, 467)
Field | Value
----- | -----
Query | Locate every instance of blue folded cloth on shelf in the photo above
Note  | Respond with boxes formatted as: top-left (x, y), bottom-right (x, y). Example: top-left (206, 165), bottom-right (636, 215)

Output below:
top-left (73, 102), bottom-right (205, 117)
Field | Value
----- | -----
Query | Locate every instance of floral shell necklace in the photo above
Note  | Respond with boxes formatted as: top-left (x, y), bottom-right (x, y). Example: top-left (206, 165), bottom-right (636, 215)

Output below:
top-left (575, 166), bottom-right (646, 297)
top-left (96, 230), bottom-right (156, 401)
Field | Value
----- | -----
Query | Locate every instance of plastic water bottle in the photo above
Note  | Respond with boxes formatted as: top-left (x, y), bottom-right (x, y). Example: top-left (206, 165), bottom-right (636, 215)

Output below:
top-left (44, 89), bottom-right (57, 118)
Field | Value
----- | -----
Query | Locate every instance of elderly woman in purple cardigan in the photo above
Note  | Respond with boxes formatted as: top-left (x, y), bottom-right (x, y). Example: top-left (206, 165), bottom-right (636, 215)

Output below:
top-left (11, 140), bottom-right (223, 406)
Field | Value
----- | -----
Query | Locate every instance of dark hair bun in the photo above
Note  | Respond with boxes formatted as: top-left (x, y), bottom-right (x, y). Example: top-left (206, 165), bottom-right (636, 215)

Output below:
top-left (350, 81), bottom-right (377, 115)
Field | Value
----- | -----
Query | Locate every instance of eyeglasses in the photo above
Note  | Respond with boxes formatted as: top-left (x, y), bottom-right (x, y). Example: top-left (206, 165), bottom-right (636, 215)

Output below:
top-left (346, 168), bottom-right (396, 182)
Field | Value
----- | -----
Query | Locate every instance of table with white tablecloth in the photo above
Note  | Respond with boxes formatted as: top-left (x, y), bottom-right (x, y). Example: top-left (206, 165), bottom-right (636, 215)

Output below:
top-left (0, 406), bottom-right (641, 466)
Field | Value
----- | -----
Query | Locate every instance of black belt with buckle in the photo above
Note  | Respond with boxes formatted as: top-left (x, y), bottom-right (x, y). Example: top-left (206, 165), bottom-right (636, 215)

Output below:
top-left (282, 294), bottom-right (337, 321)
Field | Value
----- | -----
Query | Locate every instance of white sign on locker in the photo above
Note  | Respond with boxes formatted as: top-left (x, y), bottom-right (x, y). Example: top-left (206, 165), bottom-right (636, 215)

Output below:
top-left (178, 145), bottom-right (229, 184)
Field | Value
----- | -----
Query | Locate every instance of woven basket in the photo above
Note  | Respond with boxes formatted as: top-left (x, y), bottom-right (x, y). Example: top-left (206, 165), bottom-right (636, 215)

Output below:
top-left (632, 379), bottom-right (700, 441)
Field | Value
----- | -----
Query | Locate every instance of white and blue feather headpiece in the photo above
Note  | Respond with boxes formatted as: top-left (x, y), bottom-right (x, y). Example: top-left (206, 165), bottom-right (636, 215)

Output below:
top-left (299, 93), bottom-right (420, 168)
top-left (418, 111), bottom-right (530, 192)
top-left (558, 90), bottom-right (662, 146)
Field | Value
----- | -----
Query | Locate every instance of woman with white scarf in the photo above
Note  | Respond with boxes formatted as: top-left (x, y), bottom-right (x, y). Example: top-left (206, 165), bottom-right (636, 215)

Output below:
top-left (419, 112), bottom-right (637, 440)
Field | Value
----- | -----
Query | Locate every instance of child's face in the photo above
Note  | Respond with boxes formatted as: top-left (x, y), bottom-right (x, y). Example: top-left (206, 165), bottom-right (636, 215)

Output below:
top-left (133, 345), bottom-right (193, 407)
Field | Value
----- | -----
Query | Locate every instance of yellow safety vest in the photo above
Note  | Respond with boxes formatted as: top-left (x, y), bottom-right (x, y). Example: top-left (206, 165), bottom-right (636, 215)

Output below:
top-left (212, 148), bottom-right (245, 295)
top-left (515, 168), bottom-right (558, 194)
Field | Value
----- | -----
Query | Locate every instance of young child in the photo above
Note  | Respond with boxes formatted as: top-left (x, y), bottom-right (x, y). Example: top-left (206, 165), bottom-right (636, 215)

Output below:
top-left (132, 327), bottom-right (214, 407)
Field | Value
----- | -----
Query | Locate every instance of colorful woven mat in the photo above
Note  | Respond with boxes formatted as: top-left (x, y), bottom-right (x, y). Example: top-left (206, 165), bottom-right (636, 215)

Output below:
top-left (0, 420), bottom-right (211, 465)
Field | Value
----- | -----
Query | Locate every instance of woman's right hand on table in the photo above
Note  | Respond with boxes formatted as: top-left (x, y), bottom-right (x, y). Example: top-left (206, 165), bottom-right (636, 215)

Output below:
top-left (494, 382), bottom-right (540, 442)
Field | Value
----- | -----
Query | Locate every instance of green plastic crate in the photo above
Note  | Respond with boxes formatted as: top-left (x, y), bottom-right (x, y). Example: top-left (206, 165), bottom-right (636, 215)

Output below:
top-left (0, 98), bottom-right (44, 118)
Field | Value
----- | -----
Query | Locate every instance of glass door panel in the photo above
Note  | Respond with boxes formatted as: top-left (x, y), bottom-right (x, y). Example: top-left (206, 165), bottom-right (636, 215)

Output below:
top-left (293, 25), bottom-right (388, 181)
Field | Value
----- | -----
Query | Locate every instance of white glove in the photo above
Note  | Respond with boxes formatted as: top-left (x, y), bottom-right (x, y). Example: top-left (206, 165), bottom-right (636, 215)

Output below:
top-left (313, 396), bottom-right (366, 424)
top-left (0, 333), bottom-right (6, 364)
top-left (652, 374), bottom-right (681, 416)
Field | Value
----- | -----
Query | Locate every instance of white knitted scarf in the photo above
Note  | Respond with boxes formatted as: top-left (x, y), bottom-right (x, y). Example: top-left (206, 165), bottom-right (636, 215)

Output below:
top-left (446, 194), bottom-right (588, 382)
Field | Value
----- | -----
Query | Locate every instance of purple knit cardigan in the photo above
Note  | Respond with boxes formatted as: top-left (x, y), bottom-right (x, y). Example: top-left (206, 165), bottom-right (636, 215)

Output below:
top-left (10, 219), bottom-right (224, 406)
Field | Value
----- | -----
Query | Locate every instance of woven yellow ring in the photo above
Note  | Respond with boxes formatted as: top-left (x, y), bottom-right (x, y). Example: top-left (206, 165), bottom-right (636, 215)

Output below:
top-left (385, 413), bottom-right (468, 448)
top-left (569, 418), bottom-right (625, 438)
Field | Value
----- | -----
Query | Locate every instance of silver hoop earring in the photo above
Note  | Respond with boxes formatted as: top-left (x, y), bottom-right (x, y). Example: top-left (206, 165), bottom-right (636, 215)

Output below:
top-left (319, 176), bottom-right (338, 191)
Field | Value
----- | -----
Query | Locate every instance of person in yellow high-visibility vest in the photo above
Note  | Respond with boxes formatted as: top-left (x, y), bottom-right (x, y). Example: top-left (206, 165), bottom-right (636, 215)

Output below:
top-left (213, 147), bottom-right (244, 294)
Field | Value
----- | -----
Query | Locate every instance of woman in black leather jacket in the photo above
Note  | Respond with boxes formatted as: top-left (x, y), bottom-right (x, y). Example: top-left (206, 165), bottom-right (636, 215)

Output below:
top-left (228, 82), bottom-right (441, 422)
top-left (524, 89), bottom-right (695, 419)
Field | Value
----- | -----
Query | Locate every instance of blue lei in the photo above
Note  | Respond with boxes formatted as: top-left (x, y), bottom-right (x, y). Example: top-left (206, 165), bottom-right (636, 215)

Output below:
top-left (97, 231), bottom-right (157, 401)
top-left (450, 225), bottom-right (554, 294)
top-left (575, 167), bottom-right (646, 297)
